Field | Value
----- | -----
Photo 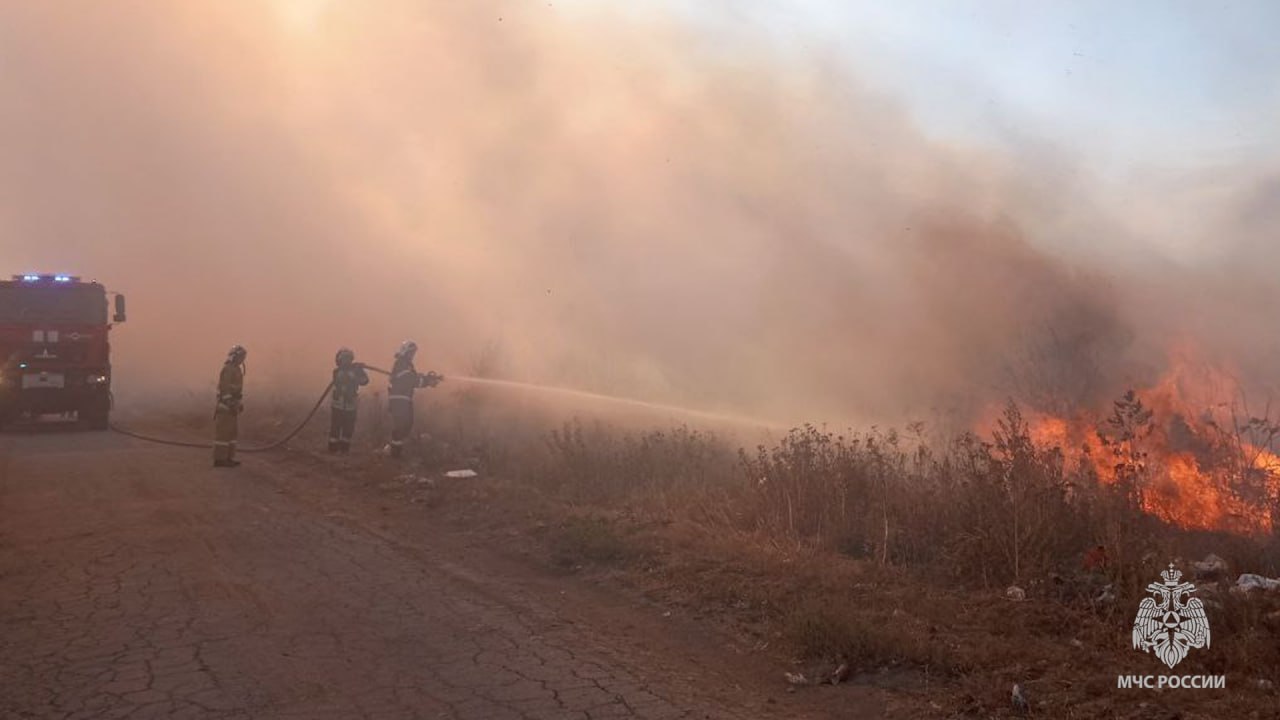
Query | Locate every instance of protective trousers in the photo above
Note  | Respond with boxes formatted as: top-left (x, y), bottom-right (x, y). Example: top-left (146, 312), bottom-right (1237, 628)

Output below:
top-left (213, 411), bottom-right (239, 463)
top-left (329, 408), bottom-right (356, 453)
top-left (389, 399), bottom-right (414, 458)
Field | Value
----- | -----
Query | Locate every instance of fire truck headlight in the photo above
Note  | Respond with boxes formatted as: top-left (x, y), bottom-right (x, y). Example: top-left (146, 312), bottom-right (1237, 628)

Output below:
top-left (86, 374), bottom-right (109, 385)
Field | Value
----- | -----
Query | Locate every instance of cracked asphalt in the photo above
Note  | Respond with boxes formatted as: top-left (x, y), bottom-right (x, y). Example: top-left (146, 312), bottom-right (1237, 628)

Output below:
top-left (0, 430), bottom-right (877, 719)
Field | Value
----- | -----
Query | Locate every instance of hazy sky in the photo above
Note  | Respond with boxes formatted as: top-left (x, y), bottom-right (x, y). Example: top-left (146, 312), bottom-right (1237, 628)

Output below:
top-left (275, 0), bottom-right (1280, 170)
top-left (642, 0), bottom-right (1280, 174)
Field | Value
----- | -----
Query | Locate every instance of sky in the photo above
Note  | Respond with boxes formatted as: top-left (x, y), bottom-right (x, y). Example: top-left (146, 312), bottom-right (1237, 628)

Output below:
top-left (653, 0), bottom-right (1280, 175)
top-left (275, 0), bottom-right (1280, 171)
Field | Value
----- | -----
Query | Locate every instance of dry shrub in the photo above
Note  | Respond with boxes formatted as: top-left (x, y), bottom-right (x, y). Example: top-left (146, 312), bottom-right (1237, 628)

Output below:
top-left (548, 515), bottom-right (635, 568)
top-left (739, 424), bottom-right (897, 554)
top-left (932, 403), bottom-right (1089, 585)
top-left (521, 395), bottom-right (1280, 595)
top-left (535, 419), bottom-right (738, 508)
top-left (416, 390), bottom-right (1280, 713)
top-left (739, 404), bottom-right (1089, 586)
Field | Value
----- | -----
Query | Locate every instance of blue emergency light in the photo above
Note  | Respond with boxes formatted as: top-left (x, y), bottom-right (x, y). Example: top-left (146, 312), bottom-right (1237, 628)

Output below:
top-left (13, 274), bottom-right (80, 283)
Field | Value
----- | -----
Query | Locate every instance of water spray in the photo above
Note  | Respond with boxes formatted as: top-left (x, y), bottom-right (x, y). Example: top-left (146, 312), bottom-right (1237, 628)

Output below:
top-left (358, 364), bottom-right (787, 429)
top-left (447, 376), bottom-right (788, 429)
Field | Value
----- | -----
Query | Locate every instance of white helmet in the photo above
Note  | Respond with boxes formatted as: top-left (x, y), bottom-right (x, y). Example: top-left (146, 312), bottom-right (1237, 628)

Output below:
top-left (395, 340), bottom-right (418, 359)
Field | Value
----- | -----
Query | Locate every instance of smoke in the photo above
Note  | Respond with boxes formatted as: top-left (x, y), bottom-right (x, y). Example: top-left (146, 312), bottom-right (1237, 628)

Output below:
top-left (1, 1), bottom-right (1276, 425)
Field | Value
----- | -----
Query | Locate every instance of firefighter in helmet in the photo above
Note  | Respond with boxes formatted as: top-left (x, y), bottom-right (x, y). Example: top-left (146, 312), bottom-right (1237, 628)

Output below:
top-left (386, 340), bottom-right (442, 458)
top-left (329, 347), bottom-right (369, 453)
top-left (213, 345), bottom-right (247, 467)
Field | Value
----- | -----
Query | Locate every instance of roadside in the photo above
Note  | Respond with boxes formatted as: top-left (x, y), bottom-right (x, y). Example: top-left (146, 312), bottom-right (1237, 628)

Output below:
top-left (0, 428), bottom-right (909, 719)
top-left (264, 441), bottom-right (1278, 720)
top-left (94, 392), bottom-right (1280, 719)
top-left (249, 446), bottom-right (925, 718)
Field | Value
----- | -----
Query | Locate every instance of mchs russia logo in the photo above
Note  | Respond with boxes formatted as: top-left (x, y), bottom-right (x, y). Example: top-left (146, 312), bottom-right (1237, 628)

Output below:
top-left (1132, 564), bottom-right (1211, 669)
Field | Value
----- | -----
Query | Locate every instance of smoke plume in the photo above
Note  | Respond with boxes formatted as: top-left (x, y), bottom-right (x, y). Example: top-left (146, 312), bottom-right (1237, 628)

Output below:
top-left (2, 1), bottom-right (1276, 426)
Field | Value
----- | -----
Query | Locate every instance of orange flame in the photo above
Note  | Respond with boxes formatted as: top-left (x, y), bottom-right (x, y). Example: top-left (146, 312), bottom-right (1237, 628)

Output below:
top-left (983, 350), bottom-right (1280, 534)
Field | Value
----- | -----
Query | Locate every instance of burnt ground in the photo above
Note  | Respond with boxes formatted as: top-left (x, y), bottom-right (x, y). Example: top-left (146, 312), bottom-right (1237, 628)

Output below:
top-left (0, 428), bottom-right (919, 719)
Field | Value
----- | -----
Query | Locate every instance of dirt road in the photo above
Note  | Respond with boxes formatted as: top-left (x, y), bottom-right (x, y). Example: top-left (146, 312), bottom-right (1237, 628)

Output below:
top-left (0, 429), bottom-right (891, 719)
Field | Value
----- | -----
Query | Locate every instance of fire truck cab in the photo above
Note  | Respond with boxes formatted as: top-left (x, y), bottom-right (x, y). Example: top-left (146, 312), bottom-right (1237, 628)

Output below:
top-left (0, 274), bottom-right (126, 430)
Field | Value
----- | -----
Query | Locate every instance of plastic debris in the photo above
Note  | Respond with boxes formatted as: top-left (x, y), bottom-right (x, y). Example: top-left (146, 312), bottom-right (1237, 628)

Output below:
top-left (1005, 585), bottom-right (1027, 602)
top-left (784, 672), bottom-right (809, 686)
top-left (1192, 553), bottom-right (1228, 579)
top-left (1234, 573), bottom-right (1280, 593)
top-left (1012, 683), bottom-right (1030, 715)
top-left (444, 469), bottom-right (478, 479)
top-left (395, 474), bottom-right (436, 489)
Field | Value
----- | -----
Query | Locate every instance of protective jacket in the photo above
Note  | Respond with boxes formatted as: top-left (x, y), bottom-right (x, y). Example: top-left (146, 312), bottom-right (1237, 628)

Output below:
top-left (216, 363), bottom-right (244, 416)
top-left (331, 365), bottom-right (370, 411)
top-left (388, 358), bottom-right (433, 403)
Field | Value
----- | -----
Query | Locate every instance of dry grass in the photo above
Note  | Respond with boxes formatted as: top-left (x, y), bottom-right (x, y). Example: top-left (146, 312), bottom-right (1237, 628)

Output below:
top-left (406, 391), bottom-right (1280, 717)
top-left (123, 385), bottom-right (1280, 717)
top-left (546, 515), bottom-right (637, 568)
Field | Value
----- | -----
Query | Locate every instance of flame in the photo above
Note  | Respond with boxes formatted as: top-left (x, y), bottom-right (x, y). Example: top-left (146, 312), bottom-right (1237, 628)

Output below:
top-left (983, 349), bottom-right (1280, 534)
top-left (1027, 415), bottom-right (1070, 449)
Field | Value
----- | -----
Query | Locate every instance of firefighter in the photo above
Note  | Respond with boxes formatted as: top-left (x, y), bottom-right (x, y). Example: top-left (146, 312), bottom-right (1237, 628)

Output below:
top-left (329, 347), bottom-right (369, 453)
top-left (386, 340), bottom-right (442, 458)
top-left (213, 345), bottom-right (247, 467)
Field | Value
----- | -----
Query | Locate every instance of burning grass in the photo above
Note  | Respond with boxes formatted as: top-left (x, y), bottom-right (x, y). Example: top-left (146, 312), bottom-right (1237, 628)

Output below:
top-left (399, 378), bottom-right (1280, 717)
top-left (113, 369), bottom-right (1280, 716)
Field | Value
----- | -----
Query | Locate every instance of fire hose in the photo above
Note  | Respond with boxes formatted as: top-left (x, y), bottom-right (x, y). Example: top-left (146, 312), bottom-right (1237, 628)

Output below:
top-left (106, 364), bottom-right (440, 452)
top-left (108, 381), bottom-right (335, 453)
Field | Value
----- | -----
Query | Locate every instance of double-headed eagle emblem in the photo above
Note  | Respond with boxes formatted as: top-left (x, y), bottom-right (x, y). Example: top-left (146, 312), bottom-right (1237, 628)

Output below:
top-left (1132, 564), bottom-right (1211, 668)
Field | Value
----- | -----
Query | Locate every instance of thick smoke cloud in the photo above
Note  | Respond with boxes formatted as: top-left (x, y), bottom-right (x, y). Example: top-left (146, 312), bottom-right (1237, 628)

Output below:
top-left (1, 1), bottom-right (1274, 426)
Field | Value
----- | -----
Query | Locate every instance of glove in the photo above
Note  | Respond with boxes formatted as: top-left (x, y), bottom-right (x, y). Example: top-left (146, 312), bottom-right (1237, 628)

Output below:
top-left (421, 371), bottom-right (443, 388)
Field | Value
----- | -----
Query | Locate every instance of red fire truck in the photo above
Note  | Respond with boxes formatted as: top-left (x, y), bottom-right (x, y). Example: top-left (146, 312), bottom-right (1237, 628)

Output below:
top-left (0, 274), bottom-right (126, 430)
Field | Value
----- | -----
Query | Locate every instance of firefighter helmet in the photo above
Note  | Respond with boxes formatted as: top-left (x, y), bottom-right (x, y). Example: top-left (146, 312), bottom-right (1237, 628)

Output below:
top-left (227, 345), bottom-right (247, 364)
top-left (395, 340), bottom-right (418, 359)
top-left (335, 347), bottom-right (355, 366)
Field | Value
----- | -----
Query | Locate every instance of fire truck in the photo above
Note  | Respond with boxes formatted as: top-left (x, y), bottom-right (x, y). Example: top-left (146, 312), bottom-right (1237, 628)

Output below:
top-left (0, 274), bottom-right (126, 430)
